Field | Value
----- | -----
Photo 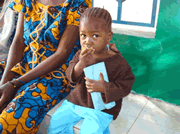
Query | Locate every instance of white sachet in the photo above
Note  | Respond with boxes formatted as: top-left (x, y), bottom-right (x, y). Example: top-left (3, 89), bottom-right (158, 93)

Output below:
top-left (84, 62), bottom-right (116, 110)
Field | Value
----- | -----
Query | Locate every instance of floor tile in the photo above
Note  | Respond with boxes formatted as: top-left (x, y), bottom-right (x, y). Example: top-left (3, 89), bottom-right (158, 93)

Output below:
top-left (109, 112), bottom-right (137, 134)
top-left (149, 99), bottom-right (180, 119)
top-left (172, 130), bottom-right (180, 134)
top-left (128, 119), bottom-right (175, 134)
top-left (121, 93), bottom-right (148, 118)
top-left (169, 104), bottom-right (180, 119)
top-left (138, 100), bottom-right (180, 131)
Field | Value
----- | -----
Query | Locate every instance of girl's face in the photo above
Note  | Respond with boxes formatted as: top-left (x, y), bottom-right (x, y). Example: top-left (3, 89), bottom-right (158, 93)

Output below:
top-left (79, 17), bottom-right (112, 54)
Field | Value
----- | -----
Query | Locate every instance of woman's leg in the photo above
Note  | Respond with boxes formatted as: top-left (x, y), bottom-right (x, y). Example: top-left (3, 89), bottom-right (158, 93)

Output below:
top-left (0, 75), bottom-right (72, 134)
top-left (48, 100), bottom-right (82, 134)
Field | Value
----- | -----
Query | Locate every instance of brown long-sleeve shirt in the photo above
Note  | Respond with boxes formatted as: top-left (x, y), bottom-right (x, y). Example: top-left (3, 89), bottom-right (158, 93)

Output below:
top-left (65, 48), bottom-right (135, 120)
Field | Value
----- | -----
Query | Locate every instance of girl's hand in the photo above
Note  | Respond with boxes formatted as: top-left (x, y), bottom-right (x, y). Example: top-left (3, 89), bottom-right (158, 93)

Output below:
top-left (0, 82), bottom-right (17, 113)
top-left (79, 46), bottom-right (96, 68)
top-left (85, 73), bottom-right (106, 93)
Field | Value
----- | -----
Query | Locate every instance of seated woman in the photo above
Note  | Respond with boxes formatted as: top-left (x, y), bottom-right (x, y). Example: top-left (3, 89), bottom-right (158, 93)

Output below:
top-left (0, 0), bottom-right (91, 133)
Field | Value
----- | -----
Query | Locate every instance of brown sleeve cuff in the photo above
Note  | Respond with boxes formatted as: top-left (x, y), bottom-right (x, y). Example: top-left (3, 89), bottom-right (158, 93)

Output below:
top-left (65, 51), bottom-right (81, 84)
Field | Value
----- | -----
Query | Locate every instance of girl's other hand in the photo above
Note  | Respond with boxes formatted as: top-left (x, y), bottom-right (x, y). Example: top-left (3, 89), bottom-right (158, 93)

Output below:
top-left (85, 73), bottom-right (106, 93)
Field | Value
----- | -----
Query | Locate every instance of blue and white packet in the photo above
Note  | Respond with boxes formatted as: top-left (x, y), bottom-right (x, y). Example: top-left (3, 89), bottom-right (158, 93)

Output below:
top-left (84, 62), bottom-right (116, 110)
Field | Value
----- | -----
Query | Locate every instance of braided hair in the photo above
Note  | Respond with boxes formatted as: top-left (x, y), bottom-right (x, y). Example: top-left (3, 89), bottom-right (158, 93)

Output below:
top-left (80, 7), bottom-right (112, 31)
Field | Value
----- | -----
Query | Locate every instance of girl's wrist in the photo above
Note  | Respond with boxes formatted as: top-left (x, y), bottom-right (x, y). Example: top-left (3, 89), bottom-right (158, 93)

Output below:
top-left (78, 60), bottom-right (87, 68)
top-left (72, 61), bottom-right (85, 81)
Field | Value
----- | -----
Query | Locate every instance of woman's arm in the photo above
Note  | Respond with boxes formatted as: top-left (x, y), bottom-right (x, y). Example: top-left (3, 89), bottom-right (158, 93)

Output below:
top-left (0, 12), bottom-right (25, 85)
top-left (12, 24), bottom-right (79, 87)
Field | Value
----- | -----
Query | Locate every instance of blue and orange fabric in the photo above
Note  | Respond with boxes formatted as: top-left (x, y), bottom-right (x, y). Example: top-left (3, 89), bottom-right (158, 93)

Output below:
top-left (0, 0), bottom-right (91, 133)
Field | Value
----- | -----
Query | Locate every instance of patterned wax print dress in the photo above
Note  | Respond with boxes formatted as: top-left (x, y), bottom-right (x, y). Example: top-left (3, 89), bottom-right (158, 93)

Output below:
top-left (0, 0), bottom-right (91, 133)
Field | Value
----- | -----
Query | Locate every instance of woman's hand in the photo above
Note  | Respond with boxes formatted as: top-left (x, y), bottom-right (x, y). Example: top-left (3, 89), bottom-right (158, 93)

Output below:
top-left (85, 73), bottom-right (106, 93)
top-left (0, 12), bottom-right (25, 85)
top-left (79, 46), bottom-right (96, 68)
top-left (0, 82), bottom-right (17, 113)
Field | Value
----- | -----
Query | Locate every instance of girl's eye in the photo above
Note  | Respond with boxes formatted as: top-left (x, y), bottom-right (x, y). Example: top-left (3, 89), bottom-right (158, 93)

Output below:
top-left (93, 34), bottom-right (99, 38)
top-left (81, 34), bottom-right (86, 38)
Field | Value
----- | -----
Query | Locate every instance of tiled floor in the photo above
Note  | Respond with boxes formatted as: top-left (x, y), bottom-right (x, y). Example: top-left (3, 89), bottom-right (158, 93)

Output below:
top-left (37, 92), bottom-right (180, 134)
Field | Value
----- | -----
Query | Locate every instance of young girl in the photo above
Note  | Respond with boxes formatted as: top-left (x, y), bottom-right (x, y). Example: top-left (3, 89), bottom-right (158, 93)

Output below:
top-left (47, 7), bottom-right (135, 134)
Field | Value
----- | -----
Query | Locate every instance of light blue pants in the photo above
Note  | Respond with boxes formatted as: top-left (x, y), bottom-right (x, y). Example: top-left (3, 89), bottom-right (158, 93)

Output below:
top-left (47, 100), bottom-right (113, 134)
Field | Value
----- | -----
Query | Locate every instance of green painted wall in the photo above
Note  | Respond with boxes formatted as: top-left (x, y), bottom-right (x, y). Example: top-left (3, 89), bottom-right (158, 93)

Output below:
top-left (111, 0), bottom-right (180, 105)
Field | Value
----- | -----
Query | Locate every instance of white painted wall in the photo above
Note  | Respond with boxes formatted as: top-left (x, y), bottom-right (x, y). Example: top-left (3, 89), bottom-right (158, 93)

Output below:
top-left (93, 0), bottom-right (161, 38)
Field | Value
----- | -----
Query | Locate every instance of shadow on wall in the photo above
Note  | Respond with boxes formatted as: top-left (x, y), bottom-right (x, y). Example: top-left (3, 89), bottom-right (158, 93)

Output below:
top-left (111, 0), bottom-right (180, 106)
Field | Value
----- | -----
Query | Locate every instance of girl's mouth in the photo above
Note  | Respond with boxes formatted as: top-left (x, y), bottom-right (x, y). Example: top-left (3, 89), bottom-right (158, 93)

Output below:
top-left (82, 45), bottom-right (91, 50)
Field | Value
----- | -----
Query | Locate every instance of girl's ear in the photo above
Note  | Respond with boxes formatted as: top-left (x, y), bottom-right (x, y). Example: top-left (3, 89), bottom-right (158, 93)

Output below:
top-left (107, 31), bottom-right (113, 42)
